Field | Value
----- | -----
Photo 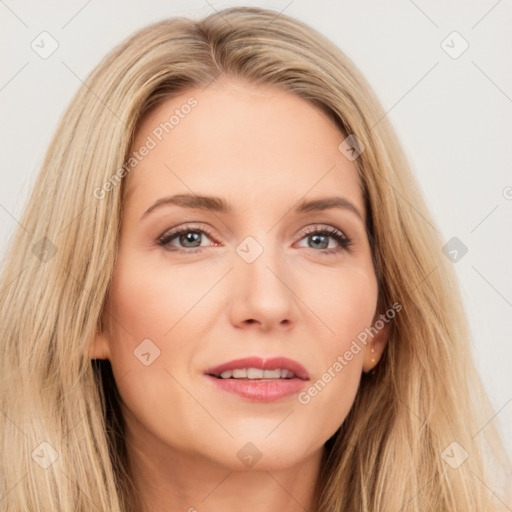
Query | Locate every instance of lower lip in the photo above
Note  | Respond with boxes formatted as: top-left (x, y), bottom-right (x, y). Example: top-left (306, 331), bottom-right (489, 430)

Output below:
top-left (206, 375), bottom-right (307, 402)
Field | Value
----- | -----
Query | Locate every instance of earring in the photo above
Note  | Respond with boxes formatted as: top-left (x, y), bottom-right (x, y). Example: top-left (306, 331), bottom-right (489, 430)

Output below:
top-left (370, 346), bottom-right (377, 376)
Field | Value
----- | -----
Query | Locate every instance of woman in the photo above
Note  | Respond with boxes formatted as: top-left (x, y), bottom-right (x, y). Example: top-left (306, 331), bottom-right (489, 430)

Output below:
top-left (0, 6), bottom-right (510, 511)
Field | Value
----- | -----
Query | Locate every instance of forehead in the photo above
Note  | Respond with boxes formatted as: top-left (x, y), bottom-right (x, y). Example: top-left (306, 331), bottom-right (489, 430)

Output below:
top-left (123, 79), bottom-right (364, 219)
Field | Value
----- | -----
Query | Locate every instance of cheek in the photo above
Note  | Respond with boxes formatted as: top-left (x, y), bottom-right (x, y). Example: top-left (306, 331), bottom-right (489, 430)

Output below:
top-left (307, 262), bottom-right (378, 344)
top-left (102, 253), bottom-right (186, 383)
top-left (103, 256), bottom-right (215, 444)
top-left (297, 265), bottom-right (377, 431)
top-left (107, 255), bottom-right (197, 337)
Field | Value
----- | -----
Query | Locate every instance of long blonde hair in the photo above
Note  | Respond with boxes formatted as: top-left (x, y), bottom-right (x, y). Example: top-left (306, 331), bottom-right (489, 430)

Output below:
top-left (1, 6), bottom-right (510, 511)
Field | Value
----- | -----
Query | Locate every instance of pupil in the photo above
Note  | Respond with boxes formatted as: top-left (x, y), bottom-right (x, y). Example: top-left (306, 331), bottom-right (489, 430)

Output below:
top-left (311, 234), bottom-right (328, 249)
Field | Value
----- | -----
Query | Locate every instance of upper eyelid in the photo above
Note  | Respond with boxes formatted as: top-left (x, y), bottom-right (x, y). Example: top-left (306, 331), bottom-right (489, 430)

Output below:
top-left (301, 225), bottom-right (347, 236)
top-left (159, 222), bottom-right (345, 236)
top-left (159, 223), bottom-right (214, 240)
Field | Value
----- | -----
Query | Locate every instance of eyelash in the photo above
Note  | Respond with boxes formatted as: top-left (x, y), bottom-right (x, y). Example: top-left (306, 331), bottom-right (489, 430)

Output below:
top-left (157, 224), bottom-right (352, 255)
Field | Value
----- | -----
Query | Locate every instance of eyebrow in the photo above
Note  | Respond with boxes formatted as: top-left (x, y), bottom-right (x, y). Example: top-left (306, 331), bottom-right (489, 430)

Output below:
top-left (141, 193), bottom-right (364, 221)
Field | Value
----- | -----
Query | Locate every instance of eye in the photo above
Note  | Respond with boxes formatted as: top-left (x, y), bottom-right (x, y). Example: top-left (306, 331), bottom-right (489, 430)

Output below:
top-left (157, 224), bottom-right (217, 253)
top-left (295, 226), bottom-right (352, 254)
top-left (157, 224), bottom-right (352, 255)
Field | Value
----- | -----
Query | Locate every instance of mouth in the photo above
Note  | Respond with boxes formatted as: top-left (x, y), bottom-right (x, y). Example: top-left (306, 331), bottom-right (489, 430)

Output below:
top-left (209, 368), bottom-right (298, 380)
top-left (204, 356), bottom-right (309, 402)
top-left (205, 356), bottom-right (309, 381)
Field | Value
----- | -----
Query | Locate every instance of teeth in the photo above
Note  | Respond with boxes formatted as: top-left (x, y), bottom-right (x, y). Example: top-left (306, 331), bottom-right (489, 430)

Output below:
top-left (247, 368), bottom-right (264, 378)
top-left (216, 368), bottom-right (296, 379)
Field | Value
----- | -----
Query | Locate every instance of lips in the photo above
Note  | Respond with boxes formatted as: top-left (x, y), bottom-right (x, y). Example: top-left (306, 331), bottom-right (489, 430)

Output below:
top-left (204, 356), bottom-right (310, 381)
top-left (204, 356), bottom-right (309, 402)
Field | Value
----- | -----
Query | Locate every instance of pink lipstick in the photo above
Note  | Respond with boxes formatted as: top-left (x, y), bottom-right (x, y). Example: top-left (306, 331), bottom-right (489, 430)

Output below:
top-left (204, 356), bottom-right (309, 402)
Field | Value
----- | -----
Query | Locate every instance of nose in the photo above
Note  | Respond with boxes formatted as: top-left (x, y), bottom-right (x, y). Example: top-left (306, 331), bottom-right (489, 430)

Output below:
top-left (229, 237), bottom-right (299, 332)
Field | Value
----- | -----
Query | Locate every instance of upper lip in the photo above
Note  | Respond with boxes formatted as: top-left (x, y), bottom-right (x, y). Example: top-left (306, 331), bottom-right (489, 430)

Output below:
top-left (205, 356), bottom-right (310, 380)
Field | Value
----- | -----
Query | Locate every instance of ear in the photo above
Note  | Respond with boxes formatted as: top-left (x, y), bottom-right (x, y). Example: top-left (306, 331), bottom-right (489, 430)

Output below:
top-left (89, 329), bottom-right (111, 360)
top-left (361, 311), bottom-right (391, 373)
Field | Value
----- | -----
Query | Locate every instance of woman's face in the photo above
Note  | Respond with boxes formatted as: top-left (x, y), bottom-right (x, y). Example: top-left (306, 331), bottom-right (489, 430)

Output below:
top-left (94, 78), bottom-right (388, 471)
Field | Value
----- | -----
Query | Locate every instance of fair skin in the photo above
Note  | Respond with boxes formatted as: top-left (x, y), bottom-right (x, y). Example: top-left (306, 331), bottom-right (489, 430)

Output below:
top-left (92, 78), bottom-right (389, 512)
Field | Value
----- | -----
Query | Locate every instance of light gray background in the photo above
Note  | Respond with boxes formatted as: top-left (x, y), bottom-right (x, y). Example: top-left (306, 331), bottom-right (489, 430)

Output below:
top-left (1, 0), bottom-right (511, 477)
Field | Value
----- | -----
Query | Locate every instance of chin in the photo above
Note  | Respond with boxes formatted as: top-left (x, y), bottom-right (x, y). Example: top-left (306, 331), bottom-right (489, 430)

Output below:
top-left (204, 436), bottom-right (320, 472)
